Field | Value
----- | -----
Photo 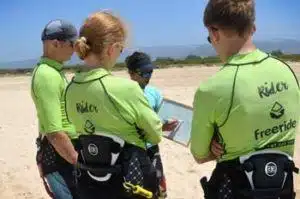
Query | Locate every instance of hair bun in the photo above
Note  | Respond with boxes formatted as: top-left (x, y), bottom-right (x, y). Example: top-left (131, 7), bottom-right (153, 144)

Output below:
top-left (74, 36), bottom-right (90, 60)
top-left (79, 36), bottom-right (87, 44)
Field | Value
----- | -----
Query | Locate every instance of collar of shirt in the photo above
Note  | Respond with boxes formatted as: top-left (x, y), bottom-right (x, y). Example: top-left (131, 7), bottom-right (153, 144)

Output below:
top-left (72, 67), bottom-right (111, 83)
top-left (39, 57), bottom-right (63, 71)
top-left (224, 48), bottom-right (268, 66)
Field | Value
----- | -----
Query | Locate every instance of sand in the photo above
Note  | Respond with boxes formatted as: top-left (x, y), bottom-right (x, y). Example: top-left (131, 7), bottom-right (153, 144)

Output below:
top-left (1, 63), bottom-right (300, 199)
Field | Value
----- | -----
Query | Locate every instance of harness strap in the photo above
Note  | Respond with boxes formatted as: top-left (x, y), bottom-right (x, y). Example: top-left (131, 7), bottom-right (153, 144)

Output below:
top-left (76, 162), bottom-right (122, 174)
top-left (240, 187), bottom-right (293, 198)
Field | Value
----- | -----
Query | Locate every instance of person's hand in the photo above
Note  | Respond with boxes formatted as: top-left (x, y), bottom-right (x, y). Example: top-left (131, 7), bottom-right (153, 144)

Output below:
top-left (210, 139), bottom-right (224, 158)
top-left (162, 119), bottom-right (179, 132)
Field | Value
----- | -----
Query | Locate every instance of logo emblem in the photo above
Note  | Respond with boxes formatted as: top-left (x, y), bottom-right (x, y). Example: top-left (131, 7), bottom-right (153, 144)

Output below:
top-left (88, 144), bottom-right (98, 156)
top-left (265, 162), bottom-right (277, 177)
top-left (84, 120), bottom-right (95, 134)
top-left (270, 102), bottom-right (284, 119)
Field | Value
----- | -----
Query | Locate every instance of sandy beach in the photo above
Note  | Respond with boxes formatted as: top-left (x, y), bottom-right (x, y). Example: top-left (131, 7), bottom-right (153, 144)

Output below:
top-left (1, 63), bottom-right (300, 199)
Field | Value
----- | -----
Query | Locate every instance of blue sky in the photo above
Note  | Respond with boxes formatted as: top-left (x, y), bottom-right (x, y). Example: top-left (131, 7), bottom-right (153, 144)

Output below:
top-left (1, 0), bottom-right (299, 62)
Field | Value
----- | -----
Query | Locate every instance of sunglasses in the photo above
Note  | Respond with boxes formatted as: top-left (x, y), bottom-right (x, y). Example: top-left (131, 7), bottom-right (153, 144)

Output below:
top-left (207, 36), bottom-right (212, 44)
top-left (136, 70), bottom-right (153, 78)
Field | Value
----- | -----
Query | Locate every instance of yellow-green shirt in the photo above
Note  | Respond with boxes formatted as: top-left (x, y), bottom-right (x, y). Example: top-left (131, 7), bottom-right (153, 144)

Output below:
top-left (31, 57), bottom-right (77, 139)
top-left (190, 49), bottom-right (300, 162)
top-left (64, 67), bottom-right (162, 149)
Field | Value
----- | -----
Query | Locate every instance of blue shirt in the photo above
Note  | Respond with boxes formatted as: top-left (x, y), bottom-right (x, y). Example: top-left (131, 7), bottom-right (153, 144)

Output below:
top-left (144, 85), bottom-right (164, 148)
top-left (144, 85), bottom-right (163, 113)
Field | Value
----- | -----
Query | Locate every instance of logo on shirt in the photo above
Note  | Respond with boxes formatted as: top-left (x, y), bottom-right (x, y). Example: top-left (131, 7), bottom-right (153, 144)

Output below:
top-left (84, 120), bottom-right (95, 134)
top-left (270, 102), bottom-right (285, 119)
top-left (76, 101), bottom-right (98, 114)
top-left (257, 81), bottom-right (288, 99)
top-left (254, 119), bottom-right (297, 140)
top-left (265, 162), bottom-right (277, 177)
top-left (88, 143), bottom-right (99, 156)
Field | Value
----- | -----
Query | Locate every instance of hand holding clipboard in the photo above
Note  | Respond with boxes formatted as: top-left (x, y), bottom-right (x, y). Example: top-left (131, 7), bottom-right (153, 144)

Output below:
top-left (162, 119), bottom-right (184, 139)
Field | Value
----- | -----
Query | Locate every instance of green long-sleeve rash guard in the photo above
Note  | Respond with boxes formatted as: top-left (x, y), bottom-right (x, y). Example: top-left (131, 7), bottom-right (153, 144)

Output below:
top-left (190, 49), bottom-right (300, 162)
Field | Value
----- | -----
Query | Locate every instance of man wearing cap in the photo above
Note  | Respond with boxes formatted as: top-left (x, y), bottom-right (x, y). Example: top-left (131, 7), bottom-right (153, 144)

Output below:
top-left (125, 51), bottom-right (179, 198)
top-left (30, 19), bottom-right (79, 199)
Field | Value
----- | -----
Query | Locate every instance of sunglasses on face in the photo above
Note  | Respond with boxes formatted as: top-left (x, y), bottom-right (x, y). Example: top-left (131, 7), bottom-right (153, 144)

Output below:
top-left (207, 36), bottom-right (212, 44)
top-left (137, 70), bottom-right (153, 78)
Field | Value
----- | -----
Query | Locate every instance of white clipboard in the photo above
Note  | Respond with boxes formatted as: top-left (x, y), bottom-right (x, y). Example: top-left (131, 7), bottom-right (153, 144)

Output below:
top-left (157, 98), bottom-right (193, 147)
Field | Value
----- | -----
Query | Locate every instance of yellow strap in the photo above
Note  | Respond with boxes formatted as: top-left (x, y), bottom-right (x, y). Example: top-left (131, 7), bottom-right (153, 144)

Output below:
top-left (123, 182), bottom-right (153, 198)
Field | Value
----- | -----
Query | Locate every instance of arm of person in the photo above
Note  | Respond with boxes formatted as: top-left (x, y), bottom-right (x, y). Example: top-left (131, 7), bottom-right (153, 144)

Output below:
top-left (132, 85), bottom-right (162, 145)
top-left (46, 132), bottom-right (77, 164)
top-left (35, 70), bottom-right (78, 164)
top-left (190, 87), bottom-right (216, 164)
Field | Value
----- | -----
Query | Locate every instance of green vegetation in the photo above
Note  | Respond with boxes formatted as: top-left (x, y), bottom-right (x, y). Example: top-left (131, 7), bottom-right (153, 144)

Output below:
top-left (1, 50), bottom-right (300, 76)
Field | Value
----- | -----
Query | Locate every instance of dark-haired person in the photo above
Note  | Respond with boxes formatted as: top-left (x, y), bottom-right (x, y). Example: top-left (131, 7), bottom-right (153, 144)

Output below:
top-left (31, 19), bottom-right (79, 199)
top-left (190, 0), bottom-right (300, 198)
top-left (125, 51), bottom-right (179, 198)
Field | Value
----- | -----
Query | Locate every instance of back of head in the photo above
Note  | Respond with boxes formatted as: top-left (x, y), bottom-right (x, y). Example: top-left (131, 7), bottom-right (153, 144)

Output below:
top-left (204, 0), bottom-right (255, 36)
top-left (74, 11), bottom-right (127, 60)
top-left (125, 51), bottom-right (151, 71)
top-left (41, 19), bottom-right (77, 62)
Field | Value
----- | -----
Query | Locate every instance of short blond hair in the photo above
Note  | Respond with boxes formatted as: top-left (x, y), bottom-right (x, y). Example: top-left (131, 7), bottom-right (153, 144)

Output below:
top-left (74, 11), bottom-right (127, 60)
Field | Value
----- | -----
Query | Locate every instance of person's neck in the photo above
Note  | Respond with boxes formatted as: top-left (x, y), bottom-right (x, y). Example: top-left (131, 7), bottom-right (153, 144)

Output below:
top-left (140, 84), bottom-right (146, 90)
top-left (82, 56), bottom-right (110, 71)
top-left (223, 37), bottom-right (256, 63)
top-left (42, 53), bottom-right (63, 64)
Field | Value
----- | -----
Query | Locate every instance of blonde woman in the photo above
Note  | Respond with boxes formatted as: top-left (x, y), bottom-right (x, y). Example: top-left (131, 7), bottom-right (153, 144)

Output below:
top-left (64, 11), bottom-right (162, 199)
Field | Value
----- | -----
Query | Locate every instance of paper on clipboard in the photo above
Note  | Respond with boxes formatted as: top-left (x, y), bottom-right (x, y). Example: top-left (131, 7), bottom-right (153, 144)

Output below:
top-left (158, 98), bottom-right (193, 147)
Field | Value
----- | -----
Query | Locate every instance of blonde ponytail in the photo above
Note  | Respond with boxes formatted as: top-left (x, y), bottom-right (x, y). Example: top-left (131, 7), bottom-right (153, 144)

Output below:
top-left (74, 36), bottom-right (90, 60)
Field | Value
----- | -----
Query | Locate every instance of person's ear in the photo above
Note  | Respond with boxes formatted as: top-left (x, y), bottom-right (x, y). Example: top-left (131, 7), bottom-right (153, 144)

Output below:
top-left (211, 29), bottom-right (220, 44)
top-left (51, 40), bottom-right (59, 48)
top-left (107, 44), bottom-right (114, 57)
top-left (53, 40), bottom-right (65, 48)
top-left (251, 24), bottom-right (256, 35)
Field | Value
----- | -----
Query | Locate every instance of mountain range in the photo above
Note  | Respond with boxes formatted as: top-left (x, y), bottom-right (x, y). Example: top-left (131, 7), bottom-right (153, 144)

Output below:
top-left (1, 39), bottom-right (299, 69)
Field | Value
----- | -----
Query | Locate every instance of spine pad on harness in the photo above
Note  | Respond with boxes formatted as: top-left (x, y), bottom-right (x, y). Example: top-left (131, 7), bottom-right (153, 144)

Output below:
top-left (200, 151), bottom-right (298, 199)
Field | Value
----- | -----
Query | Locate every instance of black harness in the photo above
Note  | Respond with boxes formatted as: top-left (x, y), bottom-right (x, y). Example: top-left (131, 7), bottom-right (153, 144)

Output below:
top-left (201, 150), bottom-right (299, 199)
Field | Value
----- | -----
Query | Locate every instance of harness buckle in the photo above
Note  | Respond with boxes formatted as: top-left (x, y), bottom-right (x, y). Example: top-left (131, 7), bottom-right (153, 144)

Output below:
top-left (123, 181), bottom-right (153, 199)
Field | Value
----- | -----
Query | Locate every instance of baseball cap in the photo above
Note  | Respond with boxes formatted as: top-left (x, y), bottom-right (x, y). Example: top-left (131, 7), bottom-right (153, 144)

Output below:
top-left (41, 19), bottom-right (78, 42)
top-left (127, 54), bottom-right (158, 78)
